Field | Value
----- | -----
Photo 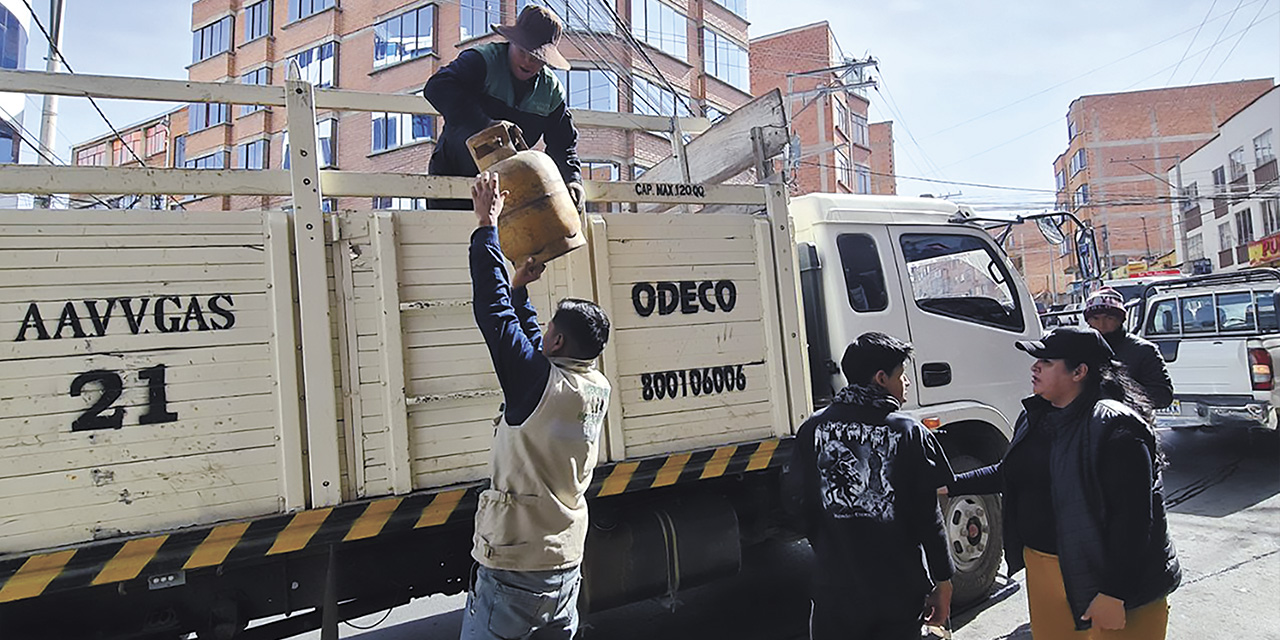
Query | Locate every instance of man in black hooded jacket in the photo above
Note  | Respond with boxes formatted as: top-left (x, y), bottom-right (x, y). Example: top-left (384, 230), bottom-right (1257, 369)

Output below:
top-left (783, 332), bottom-right (955, 640)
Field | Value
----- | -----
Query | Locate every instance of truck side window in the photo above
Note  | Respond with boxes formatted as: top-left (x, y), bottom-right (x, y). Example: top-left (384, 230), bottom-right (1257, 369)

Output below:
top-left (1255, 292), bottom-right (1279, 331)
top-left (1215, 291), bottom-right (1256, 332)
top-left (899, 233), bottom-right (1024, 331)
top-left (1181, 295), bottom-right (1215, 333)
top-left (1146, 299), bottom-right (1180, 335)
top-left (836, 233), bottom-right (889, 312)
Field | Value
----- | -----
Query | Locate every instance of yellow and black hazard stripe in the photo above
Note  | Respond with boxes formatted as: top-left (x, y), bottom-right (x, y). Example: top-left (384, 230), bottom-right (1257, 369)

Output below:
top-left (0, 437), bottom-right (791, 605)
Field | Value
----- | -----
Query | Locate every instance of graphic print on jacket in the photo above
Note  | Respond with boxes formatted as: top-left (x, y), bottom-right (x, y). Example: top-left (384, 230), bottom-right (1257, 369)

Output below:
top-left (815, 422), bottom-right (903, 520)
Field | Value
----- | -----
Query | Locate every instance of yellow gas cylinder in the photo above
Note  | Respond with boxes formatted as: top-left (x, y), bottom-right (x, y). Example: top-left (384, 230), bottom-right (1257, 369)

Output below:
top-left (466, 121), bottom-right (585, 266)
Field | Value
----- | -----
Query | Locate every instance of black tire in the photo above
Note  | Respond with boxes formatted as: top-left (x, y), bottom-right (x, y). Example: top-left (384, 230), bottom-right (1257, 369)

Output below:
top-left (941, 454), bottom-right (1003, 606)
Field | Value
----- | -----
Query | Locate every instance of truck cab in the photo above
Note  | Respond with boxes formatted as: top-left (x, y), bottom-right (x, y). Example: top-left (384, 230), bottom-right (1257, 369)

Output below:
top-left (789, 193), bottom-right (1043, 601)
top-left (1136, 269), bottom-right (1280, 430)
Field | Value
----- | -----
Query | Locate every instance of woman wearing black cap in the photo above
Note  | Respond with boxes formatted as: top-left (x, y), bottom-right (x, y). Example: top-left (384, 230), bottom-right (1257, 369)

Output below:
top-left (946, 326), bottom-right (1180, 639)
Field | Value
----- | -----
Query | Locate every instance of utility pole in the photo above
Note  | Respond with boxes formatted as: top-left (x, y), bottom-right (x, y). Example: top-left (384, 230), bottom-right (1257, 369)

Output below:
top-left (35, 0), bottom-right (66, 208)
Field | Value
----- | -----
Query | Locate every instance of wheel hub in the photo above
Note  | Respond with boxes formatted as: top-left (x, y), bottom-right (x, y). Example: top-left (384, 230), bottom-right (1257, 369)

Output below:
top-left (946, 496), bottom-right (989, 571)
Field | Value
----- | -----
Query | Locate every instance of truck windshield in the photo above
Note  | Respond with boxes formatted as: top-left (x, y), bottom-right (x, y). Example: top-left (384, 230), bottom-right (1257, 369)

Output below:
top-left (900, 233), bottom-right (1024, 331)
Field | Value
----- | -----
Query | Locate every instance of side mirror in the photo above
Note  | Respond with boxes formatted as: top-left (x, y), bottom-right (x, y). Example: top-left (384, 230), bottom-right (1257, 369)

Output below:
top-left (1036, 215), bottom-right (1066, 245)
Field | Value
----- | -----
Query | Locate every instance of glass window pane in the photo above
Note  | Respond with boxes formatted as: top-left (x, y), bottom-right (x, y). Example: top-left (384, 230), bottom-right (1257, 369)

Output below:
top-left (1181, 295), bottom-right (1215, 333)
top-left (836, 234), bottom-right (889, 313)
top-left (900, 233), bottom-right (1024, 331)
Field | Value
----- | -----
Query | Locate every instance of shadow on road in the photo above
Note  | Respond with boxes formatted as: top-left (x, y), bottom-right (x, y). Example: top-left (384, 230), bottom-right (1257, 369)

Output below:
top-left (1159, 427), bottom-right (1279, 517)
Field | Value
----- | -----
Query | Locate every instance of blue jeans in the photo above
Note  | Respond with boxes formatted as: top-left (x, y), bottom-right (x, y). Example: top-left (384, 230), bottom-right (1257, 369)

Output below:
top-left (460, 564), bottom-right (583, 640)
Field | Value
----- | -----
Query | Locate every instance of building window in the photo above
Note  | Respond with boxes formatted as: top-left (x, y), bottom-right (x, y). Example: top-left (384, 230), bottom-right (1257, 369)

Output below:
top-left (852, 113), bottom-right (869, 147)
top-left (192, 16), bottom-right (233, 64)
top-left (184, 150), bottom-right (229, 170)
top-left (237, 139), bottom-right (269, 170)
top-left (1181, 182), bottom-right (1199, 211)
top-left (75, 142), bottom-right (107, 167)
top-left (373, 196), bottom-right (429, 210)
top-left (282, 119), bottom-right (337, 169)
top-left (291, 41), bottom-right (336, 87)
top-left (1067, 118), bottom-right (1079, 140)
top-left (1219, 221), bottom-right (1234, 252)
top-left (1235, 208), bottom-right (1255, 246)
top-left (188, 103), bottom-right (231, 133)
top-left (1213, 165), bottom-right (1227, 193)
top-left (1262, 199), bottom-right (1280, 237)
top-left (112, 131), bottom-right (143, 165)
top-left (702, 28), bottom-right (748, 92)
top-left (1256, 129), bottom-right (1275, 166)
top-left (519, 0), bottom-right (615, 33)
top-left (855, 164), bottom-right (872, 194)
top-left (1055, 170), bottom-right (1065, 191)
top-left (631, 75), bottom-right (693, 117)
top-left (459, 0), bottom-right (497, 41)
top-left (245, 1), bottom-right (272, 42)
top-left (288, 0), bottom-right (334, 23)
top-left (1229, 147), bottom-right (1247, 181)
top-left (1075, 183), bottom-right (1090, 206)
top-left (631, 0), bottom-right (688, 62)
top-left (832, 99), bottom-right (848, 134)
top-left (145, 125), bottom-right (167, 157)
top-left (711, 0), bottom-right (746, 17)
top-left (835, 148), bottom-right (850, 187)
top-left (553, 68), bottom-right (618, 111)
top-left (705, 103), bottom-right (727, 123)
top-left (372, 112), bottom-right (434, 152)
top-left (0, 6), bottom-right (27, 72)
top-left (1186, 234), bottom-right (1204, 261)
top-left (173, 135), bottom-right (186, 167)
top-left (1069, 148), bottom-right (1087, 176)
top-left (374, 6), bottom-right (434, 69)
top-left (240, 67), bottom-right (272, 116)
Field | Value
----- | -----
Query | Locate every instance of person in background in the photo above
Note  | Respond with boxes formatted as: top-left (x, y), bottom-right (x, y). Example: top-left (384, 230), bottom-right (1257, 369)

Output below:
top-left (947, 326), bottom-right (1180, 640)
top-left (424, 5), bottom-right (584, 211)
top-left (1083, 288), bottom-right (1174, 409)
top-left (783, 332), bottom-right (955, 640)
top-left (462, 172), bottom-right (611, 640)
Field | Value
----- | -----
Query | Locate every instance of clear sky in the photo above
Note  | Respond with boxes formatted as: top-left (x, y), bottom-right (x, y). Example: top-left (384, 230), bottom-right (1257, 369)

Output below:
top-left (18, 0), bottom-right (1280, 212)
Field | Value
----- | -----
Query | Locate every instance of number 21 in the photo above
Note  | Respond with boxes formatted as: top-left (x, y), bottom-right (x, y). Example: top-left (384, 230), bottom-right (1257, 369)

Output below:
top-left (69, 365), bottom-right (179, 431)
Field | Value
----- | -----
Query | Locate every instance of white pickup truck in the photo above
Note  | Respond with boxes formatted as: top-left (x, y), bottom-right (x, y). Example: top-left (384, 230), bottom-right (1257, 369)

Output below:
top-left (1134, 269), bottom-right (1280, 430)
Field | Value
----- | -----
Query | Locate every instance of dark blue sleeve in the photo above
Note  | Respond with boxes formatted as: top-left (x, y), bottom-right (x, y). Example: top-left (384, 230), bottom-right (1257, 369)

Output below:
top-left (542, 101), bottom-right (581, 185)
top-left (424, 50), bottom-right (494, 137)
top-left (512, 286), bottom-right (543, 352)
top-left (948, 462), bottom-right (1003, 496)
top-left (469, 226), bottom-right (550, 426)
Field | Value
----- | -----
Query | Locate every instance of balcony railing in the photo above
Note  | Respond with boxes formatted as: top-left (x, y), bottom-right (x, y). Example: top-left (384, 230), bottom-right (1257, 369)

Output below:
top-left (1256, 159), bottom-right (1278, 187)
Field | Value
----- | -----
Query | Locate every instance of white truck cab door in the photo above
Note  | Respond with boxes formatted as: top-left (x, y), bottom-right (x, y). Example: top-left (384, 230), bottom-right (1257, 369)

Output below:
top-left (888, 228), bottom-right (1041, 425)
top-left (818, 225), bottom-right (913, 401)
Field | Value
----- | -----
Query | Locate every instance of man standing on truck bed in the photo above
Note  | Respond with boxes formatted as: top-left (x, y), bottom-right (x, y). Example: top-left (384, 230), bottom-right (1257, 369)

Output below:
top-left (1084, 288), bottom-right (1175, 409)
top-left (424, 5), bottom-right (584, 211)
top-left (462, 172), bottom-right (611, 640)
top-left (783, 332), bottom-right (955, 640)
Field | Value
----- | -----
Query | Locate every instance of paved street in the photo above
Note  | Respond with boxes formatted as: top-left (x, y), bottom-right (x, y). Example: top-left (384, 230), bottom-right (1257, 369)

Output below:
top-left (287, 427), bottom-right (1279, 640)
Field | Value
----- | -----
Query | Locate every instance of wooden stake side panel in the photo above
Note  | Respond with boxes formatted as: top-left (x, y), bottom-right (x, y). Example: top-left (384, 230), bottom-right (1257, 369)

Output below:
top-left (0, 211), bottom-right (296, 555)
top-left (597, 213), bottom-right (787, 458)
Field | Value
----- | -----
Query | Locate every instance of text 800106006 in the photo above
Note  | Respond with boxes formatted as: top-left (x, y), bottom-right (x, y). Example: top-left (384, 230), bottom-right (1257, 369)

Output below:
top-left (640, 365), bottom-right (747, 401)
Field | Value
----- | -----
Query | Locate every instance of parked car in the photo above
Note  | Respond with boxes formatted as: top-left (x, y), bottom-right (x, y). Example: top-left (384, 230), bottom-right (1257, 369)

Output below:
top-left (1134, 269), bottom-right (1280, 430)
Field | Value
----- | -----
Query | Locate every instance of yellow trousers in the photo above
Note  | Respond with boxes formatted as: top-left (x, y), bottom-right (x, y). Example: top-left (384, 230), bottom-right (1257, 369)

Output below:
top-left (1023, 547), bottom-right (1169, 640)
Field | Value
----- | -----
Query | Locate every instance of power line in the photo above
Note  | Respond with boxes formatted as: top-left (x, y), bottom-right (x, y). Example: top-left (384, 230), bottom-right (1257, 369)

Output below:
top-left (1208, 0), bottom-right (1274, 80)
top-left (20, 0), bottom-right (186, 211)
top-left (1167, 0), bottom-right (1220, 85)
top-left (1188, 0), bottom-right (1247, 83)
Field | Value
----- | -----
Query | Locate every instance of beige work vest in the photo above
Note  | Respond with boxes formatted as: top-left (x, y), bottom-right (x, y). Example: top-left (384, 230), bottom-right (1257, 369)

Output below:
top-left (472, 356), bottom-right (611, 571)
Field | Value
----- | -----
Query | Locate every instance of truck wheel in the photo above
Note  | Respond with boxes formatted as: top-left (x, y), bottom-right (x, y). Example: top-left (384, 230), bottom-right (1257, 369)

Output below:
top-left (942, 455), bottom-right (1003, 606)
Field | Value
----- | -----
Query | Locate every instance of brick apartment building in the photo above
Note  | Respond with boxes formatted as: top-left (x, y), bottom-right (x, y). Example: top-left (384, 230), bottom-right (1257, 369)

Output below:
top-left (73, 0), bottom-right (755, 211)
top-left (1016, 78), bottom-right (1273, 302)
top-left (749, 21), bottom-right (895, 196)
